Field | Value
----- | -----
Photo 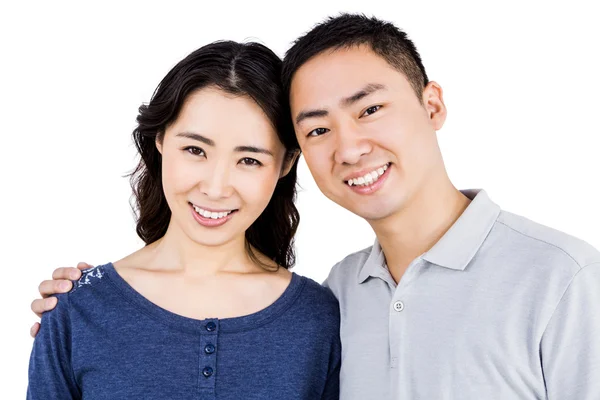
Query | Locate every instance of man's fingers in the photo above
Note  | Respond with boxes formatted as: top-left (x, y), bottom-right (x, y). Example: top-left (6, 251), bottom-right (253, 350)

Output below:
top-left (31, 298), bottom-right (43, 318)
top-left (30, 322), bottom-right (40, 338)
top-left (39, 280), bottom-right (72, 298)
top-left (77, 262), bottom-right (92, 271)
top-left (52, 267), bottom-right (82, 280)
top-left (31, 296), bottom-right (58, 316)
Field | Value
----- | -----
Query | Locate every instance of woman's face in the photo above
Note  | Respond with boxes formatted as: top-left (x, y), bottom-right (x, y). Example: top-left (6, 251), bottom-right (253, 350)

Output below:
top-left (157, 87), bottom-right (289, 247)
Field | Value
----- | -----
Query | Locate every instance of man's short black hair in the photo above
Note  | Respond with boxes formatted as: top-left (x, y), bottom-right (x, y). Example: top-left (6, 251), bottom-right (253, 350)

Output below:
top-left (282, 13), bottom-right (429, 103)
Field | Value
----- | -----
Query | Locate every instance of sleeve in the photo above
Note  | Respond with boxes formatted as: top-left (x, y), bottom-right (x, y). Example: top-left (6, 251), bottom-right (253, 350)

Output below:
top-left (540, 262), bottom-right (600, 399)
top-left (321, 335), bottom-right (341, 400)
top-left (27, 293), bottom-right (80, 399)
top-left (321, 295), bottom-right (341, 400)
top-left (321, 261), bottom-right (343, 292)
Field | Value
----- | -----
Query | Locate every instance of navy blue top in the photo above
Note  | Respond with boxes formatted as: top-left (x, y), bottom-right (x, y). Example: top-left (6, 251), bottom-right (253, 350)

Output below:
top-left (27, 263), bottom-right (341, 399)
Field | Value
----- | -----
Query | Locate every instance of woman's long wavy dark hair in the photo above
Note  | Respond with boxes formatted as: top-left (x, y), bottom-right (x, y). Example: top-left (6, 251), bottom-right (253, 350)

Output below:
top-left (129, 41), bottom-right (300, 269)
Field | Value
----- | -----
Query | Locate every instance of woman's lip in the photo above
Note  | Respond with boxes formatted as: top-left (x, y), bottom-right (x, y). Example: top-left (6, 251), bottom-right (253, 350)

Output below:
top-left (190, 204), bottom-right (236, 227)
top-left (188, 202), bottom-right (237, 213)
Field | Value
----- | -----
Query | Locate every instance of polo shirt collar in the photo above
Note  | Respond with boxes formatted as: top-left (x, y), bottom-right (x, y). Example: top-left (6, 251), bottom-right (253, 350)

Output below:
top-left (422, 189), bottom-right (500, 270)
top-left (358, 238), bottom-right (387, 284)
top-left (358, 189), bottom-right (500, 283)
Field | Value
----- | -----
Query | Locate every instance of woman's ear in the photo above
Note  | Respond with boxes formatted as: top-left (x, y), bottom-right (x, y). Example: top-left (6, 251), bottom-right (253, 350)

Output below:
top-left (155, 136), bottom-right (163, 154)
top-left (280, 150), bottom-right (301, 178)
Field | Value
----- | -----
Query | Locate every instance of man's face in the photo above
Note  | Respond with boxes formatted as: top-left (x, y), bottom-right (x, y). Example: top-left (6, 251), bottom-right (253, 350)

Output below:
top-left (290, 45), bottom-right (447, 222)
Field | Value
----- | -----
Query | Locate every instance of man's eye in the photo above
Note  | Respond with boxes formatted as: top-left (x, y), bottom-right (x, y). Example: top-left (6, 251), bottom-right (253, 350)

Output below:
top-left (361, 105), bottom-right (382, 117)
top-left (184, 146), bottom-right (205, 156)
top-left (307, 127), bottom-right (329, 137)
top-left (240, 158), bottom-right (262, 166)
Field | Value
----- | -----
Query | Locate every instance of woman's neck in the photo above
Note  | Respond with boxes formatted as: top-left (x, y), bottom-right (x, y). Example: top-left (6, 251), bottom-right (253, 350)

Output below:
top-left (137, 222), bottom-right (257, 278)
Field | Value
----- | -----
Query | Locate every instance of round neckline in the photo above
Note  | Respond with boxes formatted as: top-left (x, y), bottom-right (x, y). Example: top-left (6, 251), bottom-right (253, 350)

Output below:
top-left (99, 262), bottom-right (305, 334)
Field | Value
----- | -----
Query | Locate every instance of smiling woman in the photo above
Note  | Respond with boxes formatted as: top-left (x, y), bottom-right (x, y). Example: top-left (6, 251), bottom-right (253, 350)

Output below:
top-left (130, 44), bottom-right (301, 270)
top-left (151, 87), bottom-right (296, 260)
top-left (26, 41), bottom-right (340, 400)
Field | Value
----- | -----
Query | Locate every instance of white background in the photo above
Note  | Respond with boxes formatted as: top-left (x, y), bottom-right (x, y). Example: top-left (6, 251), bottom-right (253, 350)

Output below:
top-left (1, 0), bottom-right (598, 397)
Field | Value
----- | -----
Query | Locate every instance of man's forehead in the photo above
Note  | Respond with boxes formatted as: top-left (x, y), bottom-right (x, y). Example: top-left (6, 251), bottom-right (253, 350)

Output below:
top-left (290, 51), bottom-right (400, 113)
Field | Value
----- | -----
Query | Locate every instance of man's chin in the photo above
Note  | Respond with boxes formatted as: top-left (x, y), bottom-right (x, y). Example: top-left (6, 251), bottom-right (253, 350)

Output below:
top-left (345, 205), bottom-right (398, 222)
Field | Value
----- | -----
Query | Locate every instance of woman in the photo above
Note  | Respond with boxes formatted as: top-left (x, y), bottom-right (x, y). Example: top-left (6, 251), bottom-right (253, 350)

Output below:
top-left (27, 40), bottom-right (340, 399)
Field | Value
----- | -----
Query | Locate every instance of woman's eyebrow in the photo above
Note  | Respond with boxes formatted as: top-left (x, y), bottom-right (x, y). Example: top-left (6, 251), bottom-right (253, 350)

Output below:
top-left (177, 132), bottom-right (273, 157)
top-left (176, 132), bottom-right (215, 146)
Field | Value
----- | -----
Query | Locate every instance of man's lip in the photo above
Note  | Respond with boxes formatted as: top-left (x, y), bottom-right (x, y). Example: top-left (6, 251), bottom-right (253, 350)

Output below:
top-left (342, 163), bottom-right (391, 182)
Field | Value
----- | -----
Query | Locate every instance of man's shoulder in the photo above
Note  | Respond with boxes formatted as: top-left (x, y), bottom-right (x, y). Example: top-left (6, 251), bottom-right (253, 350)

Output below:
top-left (496, 210), bottom-right (600, 270)
top-left (323, 245), bottom-right (374, 292)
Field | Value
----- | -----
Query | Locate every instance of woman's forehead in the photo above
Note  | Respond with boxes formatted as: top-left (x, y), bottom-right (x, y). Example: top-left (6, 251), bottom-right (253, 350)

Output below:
top-left (169, 88), bottom-right (281, 147)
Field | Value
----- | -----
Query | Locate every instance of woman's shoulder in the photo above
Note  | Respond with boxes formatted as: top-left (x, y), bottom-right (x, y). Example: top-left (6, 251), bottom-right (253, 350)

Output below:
top-left (40, 263), bottom-right (113, 330)
top-left (68, 263), bottom-right (112, 296)
top-left (293, 274), bottom-right (340, 326)
top-left (297, 274), bottom-right (339, 306)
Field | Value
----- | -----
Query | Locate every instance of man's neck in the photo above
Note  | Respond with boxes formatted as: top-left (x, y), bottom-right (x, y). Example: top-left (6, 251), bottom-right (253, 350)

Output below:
top-left (370, 181), bottom-right (471, 283)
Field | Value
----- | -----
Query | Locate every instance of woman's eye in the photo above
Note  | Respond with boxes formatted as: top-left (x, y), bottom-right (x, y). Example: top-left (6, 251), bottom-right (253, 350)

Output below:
top-left (307, 127), bottom-right (329, 137)
top-left (185, 146), bottom-right (205, 156)
top-left (240, 158), bottom-right (262, 166)
top-left (361, 105), bottom-right (382, 117)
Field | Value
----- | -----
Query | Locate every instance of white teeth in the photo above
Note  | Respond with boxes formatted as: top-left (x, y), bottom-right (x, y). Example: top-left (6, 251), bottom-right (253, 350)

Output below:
top-left (192, 205), bottom-right (233, 219)
top-left (346, 163), bottom-right (390, 187)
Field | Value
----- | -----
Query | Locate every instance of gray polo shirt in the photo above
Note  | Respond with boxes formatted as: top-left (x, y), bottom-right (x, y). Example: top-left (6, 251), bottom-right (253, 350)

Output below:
top-left (324, 189), bottom-right (600, 399)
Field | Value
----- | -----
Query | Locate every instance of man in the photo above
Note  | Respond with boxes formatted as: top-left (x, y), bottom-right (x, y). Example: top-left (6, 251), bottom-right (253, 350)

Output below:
top-left (32, 14), bottom-right (600, 399)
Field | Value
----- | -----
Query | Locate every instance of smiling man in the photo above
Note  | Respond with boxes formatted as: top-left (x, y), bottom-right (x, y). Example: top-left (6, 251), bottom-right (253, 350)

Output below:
top-left (282, 13), bottom-right (600, 400)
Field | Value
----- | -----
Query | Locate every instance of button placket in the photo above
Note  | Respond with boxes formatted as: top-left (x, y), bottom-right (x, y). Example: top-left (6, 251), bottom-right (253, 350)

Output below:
top-left (198, 319), bottom-right (219, 396)
top-left (388, 258), bottom-right (423, 369)
top-left (389, 298), bottom-right (403, 369)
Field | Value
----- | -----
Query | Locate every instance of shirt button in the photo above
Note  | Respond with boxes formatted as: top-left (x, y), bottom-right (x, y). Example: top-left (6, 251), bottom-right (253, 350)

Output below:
top-left (205, 322), bottom-right (217, 332)
top-left (393, 301), bottom-right (405, 312)
top-left (204, 344), bottom-right (216, 354)
top-left (202, 367), bottom-right (213, 377)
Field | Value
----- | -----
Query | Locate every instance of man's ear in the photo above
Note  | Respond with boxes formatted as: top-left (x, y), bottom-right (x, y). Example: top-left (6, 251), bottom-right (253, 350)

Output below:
top-left (422, 81), bottom-right (447, 130)
top-left (280, 150), bottom-right (301, 178)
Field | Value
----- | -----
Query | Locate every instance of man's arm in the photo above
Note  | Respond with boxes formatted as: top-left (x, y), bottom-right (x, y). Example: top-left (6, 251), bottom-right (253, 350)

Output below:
top-left (540, 262), bottom-right (600, 399)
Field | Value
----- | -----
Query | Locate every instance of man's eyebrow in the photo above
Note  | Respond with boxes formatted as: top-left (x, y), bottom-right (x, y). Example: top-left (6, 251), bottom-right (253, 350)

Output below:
top-left (294, 83), bottom-right (387, 126)
top-left (176, 132), bottom-right (215, 146)
top-left (340, 83), bottom-right (387, 107)
top-left (295, 109), bottom-right (329, 126)
top-left (234, 146), bottom-right (273, 157)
